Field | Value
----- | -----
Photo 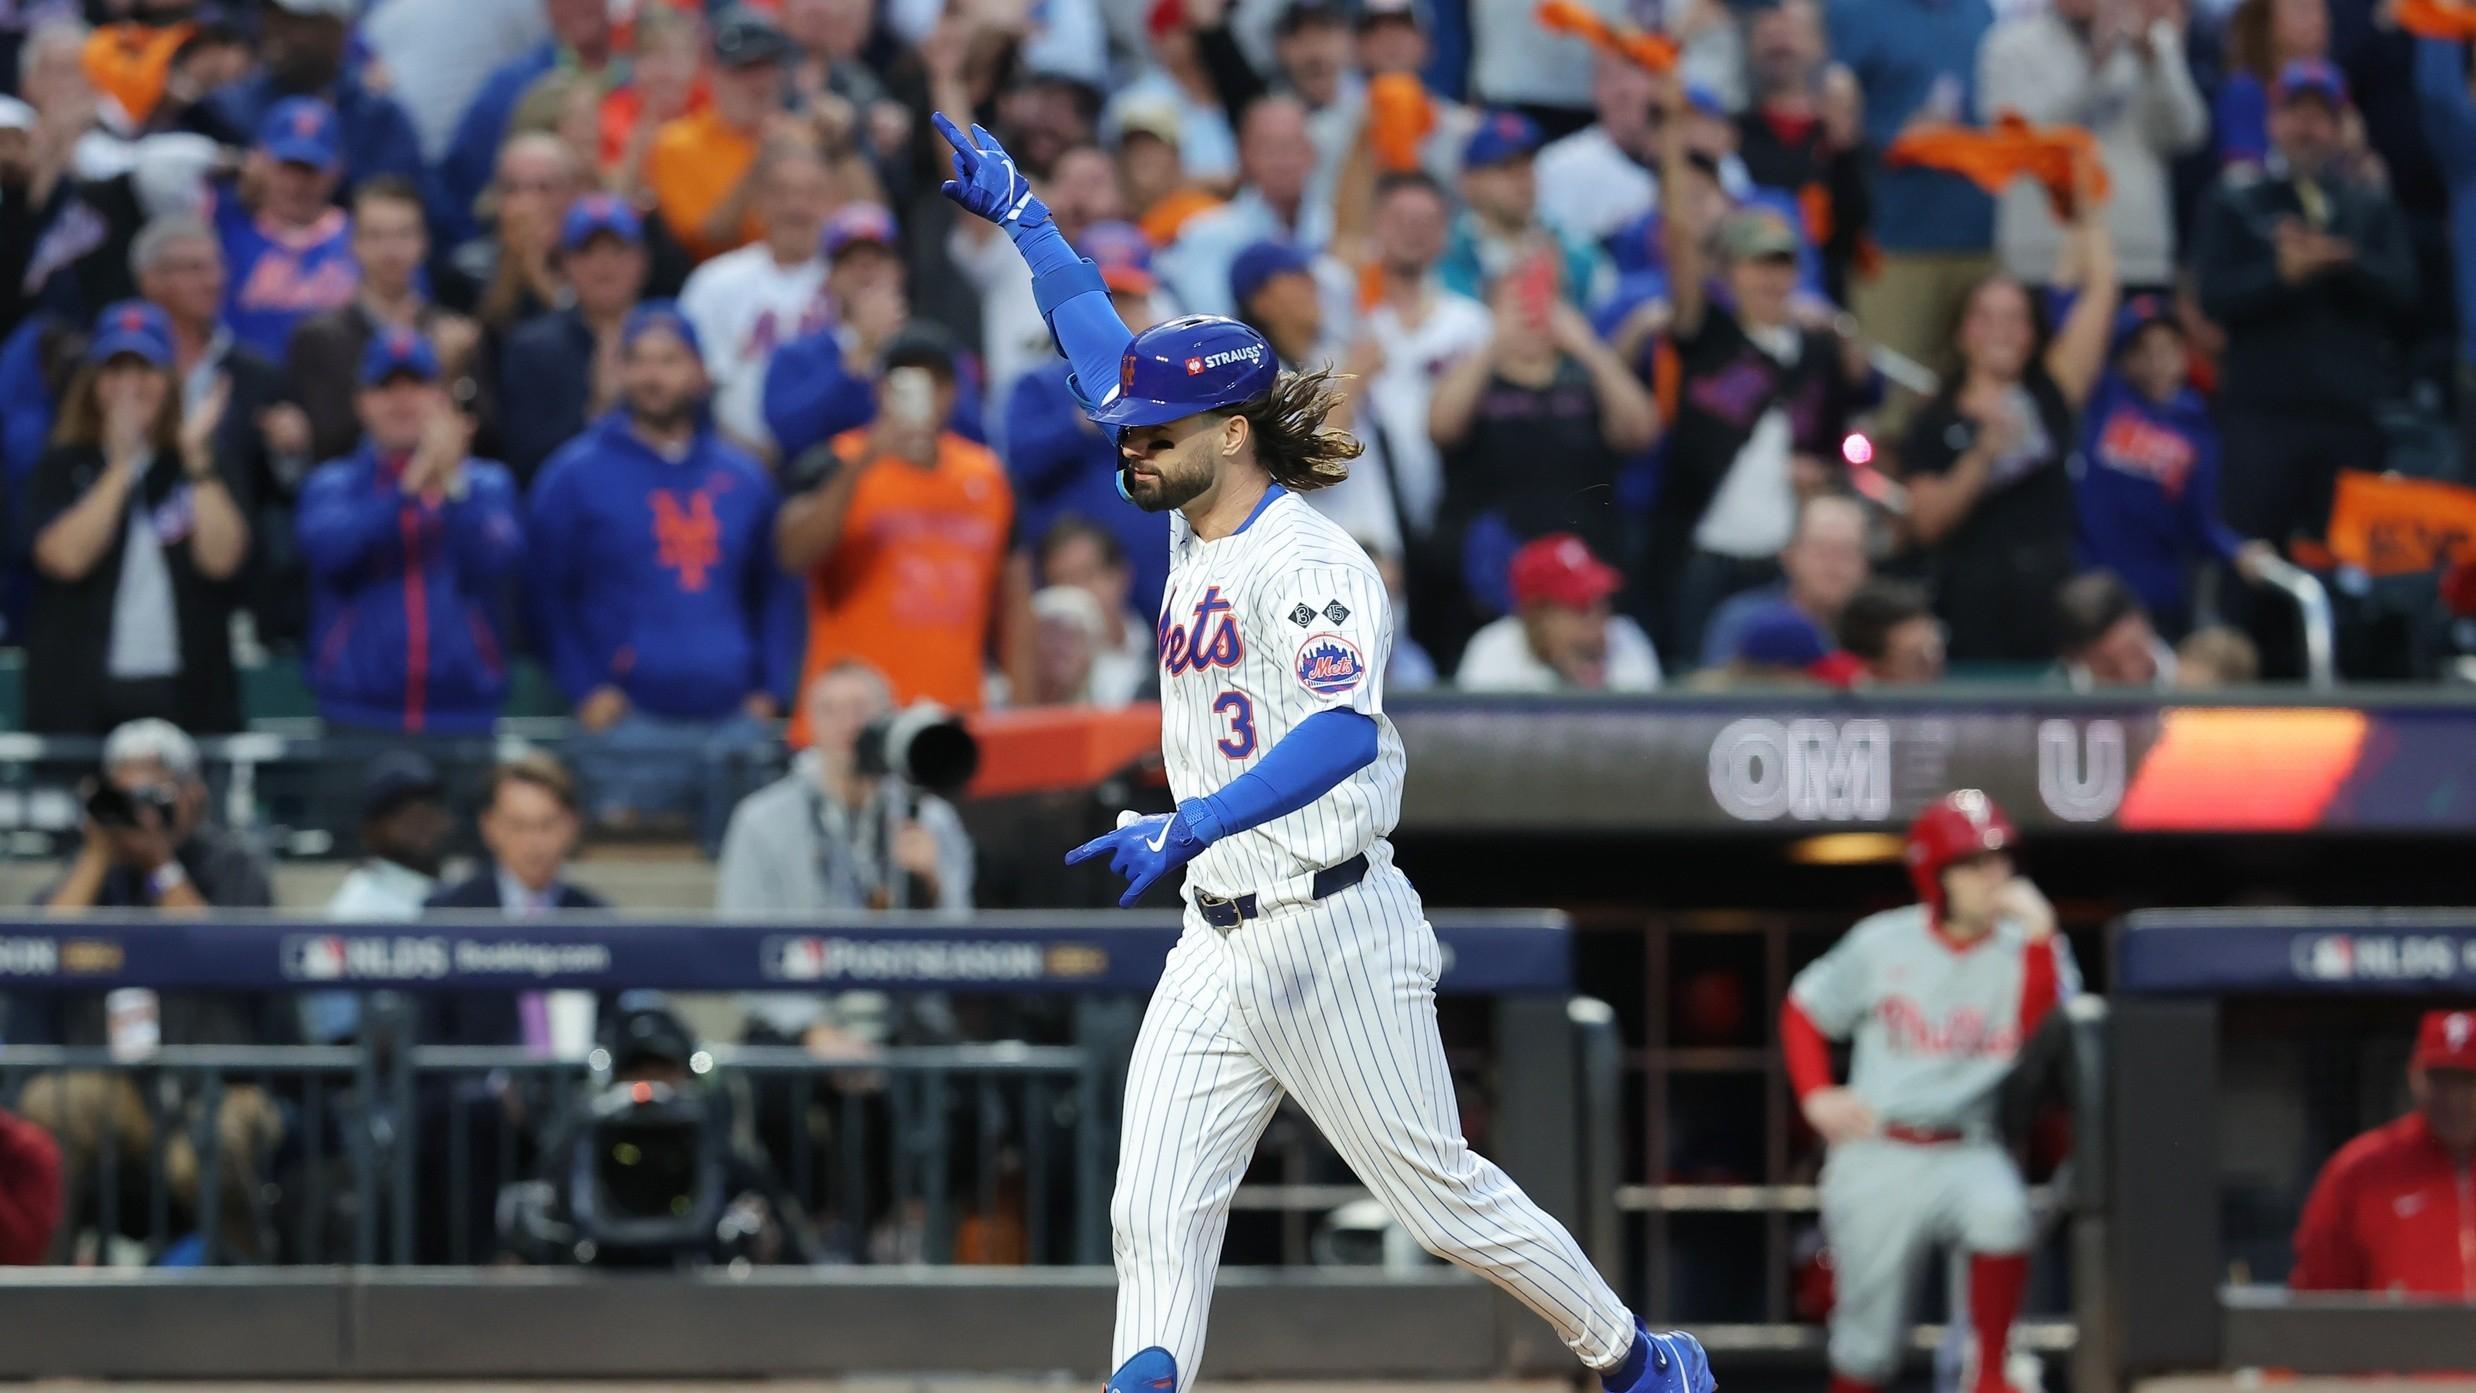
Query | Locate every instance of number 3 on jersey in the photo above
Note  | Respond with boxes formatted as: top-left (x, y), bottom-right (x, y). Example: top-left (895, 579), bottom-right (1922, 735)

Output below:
top-left (1212, 690), bottom-right (1257, 758)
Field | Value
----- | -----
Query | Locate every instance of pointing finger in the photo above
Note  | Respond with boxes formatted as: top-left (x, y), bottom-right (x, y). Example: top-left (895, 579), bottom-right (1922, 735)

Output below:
top-left (1064, 832), bottom-right (1117, 865)
top-left (930, 111), bottom-right (978, 163)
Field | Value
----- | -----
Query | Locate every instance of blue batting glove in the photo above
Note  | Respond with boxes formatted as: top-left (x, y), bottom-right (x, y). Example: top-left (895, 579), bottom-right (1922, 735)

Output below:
top-left (1065, 807), bottom-right (1208, 908)
top-left (931, 112), bottom-right (1053, 236)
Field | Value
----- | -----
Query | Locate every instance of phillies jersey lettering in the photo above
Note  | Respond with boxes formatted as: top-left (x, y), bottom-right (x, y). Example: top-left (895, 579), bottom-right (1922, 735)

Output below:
top-left (1874, 997), bottom-right (2023, 1059)
top-left (218, 200), bottom-right (358, 359)
top-left (1156, 489), bottom-right (1405, 900)
top-left (1788, 904), bottom-right (2079, 1131)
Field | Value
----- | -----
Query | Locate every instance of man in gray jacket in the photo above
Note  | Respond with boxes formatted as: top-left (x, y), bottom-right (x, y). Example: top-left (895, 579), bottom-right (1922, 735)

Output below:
top-left (1979, 0), bottom-right (2207, 291)
top-left (716, 660), bottom-right (973, 1052)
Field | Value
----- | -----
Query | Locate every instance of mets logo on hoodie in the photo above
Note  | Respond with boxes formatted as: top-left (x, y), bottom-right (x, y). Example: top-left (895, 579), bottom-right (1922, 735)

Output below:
top-left (1295, 634), bottom-right (1366, 695)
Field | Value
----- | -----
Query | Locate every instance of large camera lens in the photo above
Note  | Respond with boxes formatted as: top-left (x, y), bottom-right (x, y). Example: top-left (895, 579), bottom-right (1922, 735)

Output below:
top-left (593, 1115), bottom-right (703, 1221)
top-left (854, 704), bottom-right (981, 796)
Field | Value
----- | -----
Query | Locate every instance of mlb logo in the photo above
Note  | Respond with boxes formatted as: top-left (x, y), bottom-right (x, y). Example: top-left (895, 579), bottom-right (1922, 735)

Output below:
top-left (1295, 635), bottom-right (1367, 696)
top-left (1185, 357), bottom-right (1205, 376)
top-left (2308, 935), bottom-right (2353, 980)
top-left (292, 936), bottom-right (346, 980)
top-left (767, 936), bottom-right (831, 981)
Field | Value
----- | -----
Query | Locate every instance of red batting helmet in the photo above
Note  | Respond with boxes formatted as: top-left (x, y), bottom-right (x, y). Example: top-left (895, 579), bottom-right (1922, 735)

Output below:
top-left (1905, 789), bottom-right (2016, 909)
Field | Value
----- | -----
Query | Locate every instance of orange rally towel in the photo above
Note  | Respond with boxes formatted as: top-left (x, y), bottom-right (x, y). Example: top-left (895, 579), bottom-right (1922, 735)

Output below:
top-left (1885, 112), bottom-right (2110, 220)
top-left (1368, 73), bottom-right (1435, 172)
top-left (2393, 0), bottom-right (2476, 40)
top-left (1535, 0), bottom-right (1679, 73)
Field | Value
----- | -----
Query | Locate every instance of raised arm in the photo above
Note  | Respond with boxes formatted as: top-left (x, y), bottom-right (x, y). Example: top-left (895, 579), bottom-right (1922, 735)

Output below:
top-left (933, 114), bottom-right (1131, 412)
top-left (2043, 151), bottom-right (2120, 407)
top-left (1658, 78), bottom-right (1710, 340)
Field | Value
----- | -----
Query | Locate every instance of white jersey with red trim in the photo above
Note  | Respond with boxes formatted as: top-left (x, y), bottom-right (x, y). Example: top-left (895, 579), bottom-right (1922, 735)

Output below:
top-left (1155, 485), bottom-right (1406, 903)
top-left (1788, 904), bottom-right (2081, 1133)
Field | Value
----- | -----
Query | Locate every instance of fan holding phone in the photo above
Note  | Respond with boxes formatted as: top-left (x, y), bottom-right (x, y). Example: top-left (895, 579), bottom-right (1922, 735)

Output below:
top-left (1425, 242), bottom-right (1662, 656)
top-left (775, 323), bottom-right (1037, 736)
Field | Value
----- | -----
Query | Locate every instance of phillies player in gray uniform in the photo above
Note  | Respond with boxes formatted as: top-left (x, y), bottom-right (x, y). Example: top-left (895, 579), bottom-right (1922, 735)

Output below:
top-left (1781, 791), bottom-right (2075, 1393)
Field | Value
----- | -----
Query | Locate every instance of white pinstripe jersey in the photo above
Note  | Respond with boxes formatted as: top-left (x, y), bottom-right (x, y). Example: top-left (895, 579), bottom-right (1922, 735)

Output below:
top-left (1158, 486), bottom-right (1407, 901)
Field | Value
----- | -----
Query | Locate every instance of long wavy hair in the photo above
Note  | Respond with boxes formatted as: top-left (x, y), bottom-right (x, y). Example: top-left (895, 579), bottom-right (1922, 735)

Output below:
top-left (51, 360), bottom-right (181, 456)
top-left (1232, 367), bottom-right (1362, 493)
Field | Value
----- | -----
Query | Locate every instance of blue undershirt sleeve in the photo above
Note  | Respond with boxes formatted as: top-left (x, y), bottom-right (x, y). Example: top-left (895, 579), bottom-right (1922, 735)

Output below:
top-left (1179, 710), bottom-right (1381, 844)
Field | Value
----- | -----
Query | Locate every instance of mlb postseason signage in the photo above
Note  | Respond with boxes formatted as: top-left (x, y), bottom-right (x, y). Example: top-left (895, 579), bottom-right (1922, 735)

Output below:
top-left (2113, 909), bottom-right (2476, 995)
top-left (0, 910), bottom-right (1573, 995)
top-left (1392, 692), bottom-right (2476, 835)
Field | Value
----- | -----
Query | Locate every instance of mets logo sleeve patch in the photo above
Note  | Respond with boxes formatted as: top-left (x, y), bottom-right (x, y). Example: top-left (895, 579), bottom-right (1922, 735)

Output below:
top-left (1296, 634), bottom-right (1368, 695)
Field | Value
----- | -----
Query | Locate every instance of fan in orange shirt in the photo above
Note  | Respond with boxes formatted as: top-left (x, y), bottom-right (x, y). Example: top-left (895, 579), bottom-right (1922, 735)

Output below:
top-left (776, 325), bottom-right (1035, 743)
top-left (604, 0), bottom-right (711, 174)
top-left (643, 8), bottom-right (789, 261)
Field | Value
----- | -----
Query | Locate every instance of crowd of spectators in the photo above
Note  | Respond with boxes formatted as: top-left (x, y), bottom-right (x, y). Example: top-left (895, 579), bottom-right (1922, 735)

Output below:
top-left (0, 0), bottom-right (2468, 770)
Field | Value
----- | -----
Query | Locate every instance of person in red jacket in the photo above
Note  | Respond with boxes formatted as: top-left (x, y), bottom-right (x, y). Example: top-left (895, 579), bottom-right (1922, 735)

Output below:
top-left (2291, 1009), bottom-right (2476, 1295)
top-left (0, 1107), bottom-right (63, 1265)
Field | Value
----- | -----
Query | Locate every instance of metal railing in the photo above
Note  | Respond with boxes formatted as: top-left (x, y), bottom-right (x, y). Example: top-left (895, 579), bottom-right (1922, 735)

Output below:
top-left (2249, 556), bottom-right (2339, 688)
top-left (0, 1044), bottom-right (376, 1266)
top-left (0, 1035), bottom-right (1115, 1270)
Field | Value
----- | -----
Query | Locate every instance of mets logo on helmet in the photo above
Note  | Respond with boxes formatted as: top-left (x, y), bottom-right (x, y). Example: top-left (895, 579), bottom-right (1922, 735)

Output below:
top-left (1295, 634), bottom-right (1366, 695)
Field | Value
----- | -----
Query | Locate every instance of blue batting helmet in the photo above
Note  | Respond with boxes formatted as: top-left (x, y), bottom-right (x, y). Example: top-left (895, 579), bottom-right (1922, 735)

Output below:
top-left (1089, 314), bottom-right (1278, 431)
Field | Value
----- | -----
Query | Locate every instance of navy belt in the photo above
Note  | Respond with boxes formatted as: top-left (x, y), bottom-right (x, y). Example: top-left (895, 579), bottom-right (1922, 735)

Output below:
top-left (1196, 853), bottom-right (1370, 929)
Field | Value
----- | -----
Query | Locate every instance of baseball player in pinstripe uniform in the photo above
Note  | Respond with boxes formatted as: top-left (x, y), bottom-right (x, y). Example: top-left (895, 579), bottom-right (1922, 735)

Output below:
top-left (932, 114), bottom-right (1716, 1393)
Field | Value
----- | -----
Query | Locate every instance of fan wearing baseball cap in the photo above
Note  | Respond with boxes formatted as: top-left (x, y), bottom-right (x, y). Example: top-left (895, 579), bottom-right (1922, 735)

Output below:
top-left (2190, 53), bottom-right (2415, 579)
top-left (21, 302), bottom-right (252, 736)
top-left (206, 0), bottom-right (423, 194)
top-left (296, 329), bottom-right (523, 737)
top-left (2292, 1010), bottom-right (2476, 1296)
top-left (1455, 534), bottom-right (1662, 692)
top-left (210, 97), bottom-right (363, 360)
top-left (496, 195), bottom-right (654, 486)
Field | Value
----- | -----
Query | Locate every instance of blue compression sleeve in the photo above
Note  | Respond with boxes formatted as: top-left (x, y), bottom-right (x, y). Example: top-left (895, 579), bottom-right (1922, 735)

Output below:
top-left (1179, 709), bottom-right (1380, 844)
top-left (1013, 218), bottom-right (1132, 415)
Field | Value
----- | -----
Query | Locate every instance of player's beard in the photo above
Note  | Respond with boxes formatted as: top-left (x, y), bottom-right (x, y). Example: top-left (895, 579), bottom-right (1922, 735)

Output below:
top-left (1125, 447), bottom-right (1215, 513)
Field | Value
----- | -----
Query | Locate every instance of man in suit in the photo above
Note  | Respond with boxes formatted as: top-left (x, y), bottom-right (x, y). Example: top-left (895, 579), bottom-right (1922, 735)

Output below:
top-left (415, 749), bottom-right (606, 1262)
top-left (423, 750), bottom-right (608, 1053)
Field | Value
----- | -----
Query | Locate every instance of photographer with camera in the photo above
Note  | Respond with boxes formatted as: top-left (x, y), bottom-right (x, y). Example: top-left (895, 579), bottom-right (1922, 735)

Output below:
top-left (716, 661), bottom-right (972, 1260)
top-left (776, 323), bottom-right (1034, 737)
top-left (18, 718), bottom-right (285, 1262)
top-left (504, 992), bottom-right (811, 1269)
top-left (720, 660), bottom-right (976, 1045)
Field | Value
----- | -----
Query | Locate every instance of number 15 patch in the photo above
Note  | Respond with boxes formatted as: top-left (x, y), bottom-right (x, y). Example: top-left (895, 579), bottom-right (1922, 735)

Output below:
top-left (1295, 633), bottom-right (1367, 696)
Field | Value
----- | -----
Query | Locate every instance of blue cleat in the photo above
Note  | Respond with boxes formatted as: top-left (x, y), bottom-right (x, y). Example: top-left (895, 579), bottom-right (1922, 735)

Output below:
top-left (1105, 1347), bottom-right (1179, 1393)
top-left (1602, 1322), bottom-right (1716, 1393)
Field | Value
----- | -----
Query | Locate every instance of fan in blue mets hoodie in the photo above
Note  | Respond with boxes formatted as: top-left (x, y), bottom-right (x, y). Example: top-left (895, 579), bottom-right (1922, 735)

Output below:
top-left (299, 330), bottom-right (523, 734)
top-left (526, 302), bottom-right (802, 821)
top-left (2074, 295), bottom-right (2274, 635)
